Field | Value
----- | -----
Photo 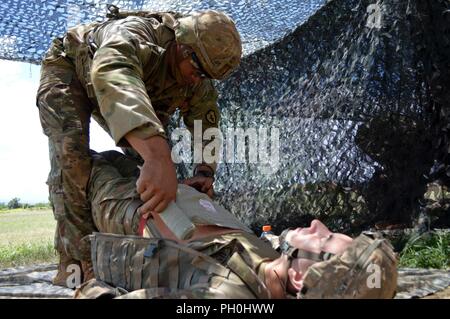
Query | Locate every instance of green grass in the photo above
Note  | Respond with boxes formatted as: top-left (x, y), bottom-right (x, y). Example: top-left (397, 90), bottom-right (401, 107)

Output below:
top-left (399, 230), bottom-right (450, 269)
top-left (0, 206), bottom-right (51, 214)
top-left (0, 209), bottom-right (57, 269)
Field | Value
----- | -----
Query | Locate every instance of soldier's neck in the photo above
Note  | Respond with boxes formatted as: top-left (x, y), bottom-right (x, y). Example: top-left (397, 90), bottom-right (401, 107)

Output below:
top-left (264, 257), bottom-right (289, 299)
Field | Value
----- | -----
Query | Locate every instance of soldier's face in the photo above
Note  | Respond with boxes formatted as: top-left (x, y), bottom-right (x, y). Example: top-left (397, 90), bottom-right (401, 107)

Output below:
top-left (286, 219), bottom-right (353, 256)
top-left (178, 58), bottom-right (204, 86)
top-left (284, 220), bottom-right (353, 294)
top-left (175, 44), bottom-right (205, 86)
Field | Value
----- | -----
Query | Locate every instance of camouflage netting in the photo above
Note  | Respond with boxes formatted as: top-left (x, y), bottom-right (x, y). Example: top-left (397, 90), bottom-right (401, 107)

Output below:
top-left (213, 0), bottom-right (450, 234)
top-left (1, 0), bottom-right (449, 234)
top-left (0, 0), bottom-right (326, 59)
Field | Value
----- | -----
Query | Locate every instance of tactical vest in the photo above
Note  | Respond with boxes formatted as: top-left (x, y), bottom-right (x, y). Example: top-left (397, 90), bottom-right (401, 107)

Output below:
top-left (79, 231), bottom-right (279, 299)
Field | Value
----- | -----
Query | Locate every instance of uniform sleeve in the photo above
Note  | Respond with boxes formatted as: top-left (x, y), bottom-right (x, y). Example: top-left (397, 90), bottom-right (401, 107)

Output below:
top-left (182, 80), bottom-right (221, 173)
top-left (91, 17), bottom-right (166, 147)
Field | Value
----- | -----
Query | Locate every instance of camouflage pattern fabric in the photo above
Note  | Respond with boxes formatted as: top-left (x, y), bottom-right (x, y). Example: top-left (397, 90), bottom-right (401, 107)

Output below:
top-left (300, 233), bottom-right (398, 299)
top-left (285, 182), bottom-right (370, 233)
top-left (3, 0), bottom-right (450, 235)
top-left (36, 37), bottom-right (95, 260)
top-left (87, 150), bottom-right (252, 236)
top-left (84, 152), bottom-right (400, 299)
top-left (81, 150), bottom-right (279, 299)
top-left (245, 181), bottom-right (371, 235)
top-left (87, 150), bottom-right (142, 236)
top-left (75, 279), bottom-right (202, 299)
top-left (65, 13), bottom-right (220, 154)
top-left (174, 10), bottom-right (242, 80)
top-left (36, 12), bottom-right (221, 261)
top-left (355, 115), bottom-right (434, 226)
top-left (77, 231), bottom-right (277, 299)
top-left (395, 268), bottom-right (450, 299)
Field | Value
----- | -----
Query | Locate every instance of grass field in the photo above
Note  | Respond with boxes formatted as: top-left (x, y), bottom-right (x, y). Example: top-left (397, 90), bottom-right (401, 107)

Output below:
top-left (0, 209), bottom-right (57, 269)
top-left (399, 230), bottom-right (450, 269)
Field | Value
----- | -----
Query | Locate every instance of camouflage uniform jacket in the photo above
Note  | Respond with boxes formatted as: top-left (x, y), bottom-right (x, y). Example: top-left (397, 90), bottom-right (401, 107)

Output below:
top-left (61, 14), bottom-right (220, 152)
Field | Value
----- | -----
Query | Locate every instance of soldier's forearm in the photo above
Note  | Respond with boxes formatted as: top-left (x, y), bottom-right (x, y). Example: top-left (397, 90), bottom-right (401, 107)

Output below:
top-left (125, 133), bottom-right (172, 163)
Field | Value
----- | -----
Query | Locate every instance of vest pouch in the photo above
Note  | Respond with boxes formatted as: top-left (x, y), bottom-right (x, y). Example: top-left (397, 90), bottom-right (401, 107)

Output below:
top-left (89, 232), bottom-right (231, 293)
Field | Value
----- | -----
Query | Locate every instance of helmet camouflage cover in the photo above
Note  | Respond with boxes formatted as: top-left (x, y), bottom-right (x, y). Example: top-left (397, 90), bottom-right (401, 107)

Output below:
top-left (175, 10), bottom-right (242, 80)
top-left (299, 232), bottom-right (398, 299)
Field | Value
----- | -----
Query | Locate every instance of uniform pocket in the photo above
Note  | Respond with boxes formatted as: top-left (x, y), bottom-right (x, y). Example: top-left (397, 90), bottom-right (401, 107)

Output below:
top-left (36, 64), bottom-right (74, 106)
top-left (75, 46), bottom-right (95, 98)
top-left (47, 172), bottom-right (66, 220)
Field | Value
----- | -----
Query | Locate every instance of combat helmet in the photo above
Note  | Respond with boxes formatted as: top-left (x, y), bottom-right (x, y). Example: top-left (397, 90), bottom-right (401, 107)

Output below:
top-left (174, 10), bottom-right (242, 80)
top-left (298, 232), bottom-right (398, 299)
top-left (277, 230), bottom-right (398, 299)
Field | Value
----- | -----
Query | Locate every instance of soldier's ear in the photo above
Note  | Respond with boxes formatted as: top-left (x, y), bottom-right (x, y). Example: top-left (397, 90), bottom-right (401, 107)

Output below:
top-left (287, 267), bottom-right (303, 292)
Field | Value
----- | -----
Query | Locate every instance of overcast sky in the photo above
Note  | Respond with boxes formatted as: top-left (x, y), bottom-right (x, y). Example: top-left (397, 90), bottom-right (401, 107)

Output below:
top-left (0, 60), bottom-right (119, 204)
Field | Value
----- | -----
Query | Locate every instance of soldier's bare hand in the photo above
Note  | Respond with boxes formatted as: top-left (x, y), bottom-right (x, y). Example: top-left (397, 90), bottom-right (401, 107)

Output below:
top-left (182, 176), bottom-right (214, 198)
top-left (137, 158), bottom-right (178, 216)
top-left (125, 135), bottom-right (178, 217)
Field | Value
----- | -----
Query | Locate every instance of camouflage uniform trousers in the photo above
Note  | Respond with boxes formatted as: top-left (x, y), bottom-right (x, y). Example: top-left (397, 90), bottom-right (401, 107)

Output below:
top-left (87, 150), bottom-right (143, 235)
top-left (36, 38), bottom-right (96, 261)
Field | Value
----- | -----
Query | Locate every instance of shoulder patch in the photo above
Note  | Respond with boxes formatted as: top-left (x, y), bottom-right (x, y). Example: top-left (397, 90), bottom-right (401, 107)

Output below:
top-left (205, 109), bottom-right (217, 125)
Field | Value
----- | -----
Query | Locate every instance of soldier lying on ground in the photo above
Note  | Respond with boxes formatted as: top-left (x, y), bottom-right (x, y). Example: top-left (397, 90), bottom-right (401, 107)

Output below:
top-left (74, 150), bottom-right (398, 299)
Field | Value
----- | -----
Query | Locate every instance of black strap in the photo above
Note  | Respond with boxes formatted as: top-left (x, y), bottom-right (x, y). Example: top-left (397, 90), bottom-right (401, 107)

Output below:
top-left (278, 232), bottom-right (335, 262)
top-left (106, 4), bottom-right (120, 19)
top-left (296, 249), bottom-right (335, 262)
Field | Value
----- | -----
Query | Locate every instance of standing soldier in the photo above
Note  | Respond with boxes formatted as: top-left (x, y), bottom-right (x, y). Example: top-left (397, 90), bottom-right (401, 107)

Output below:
top-left (36, 6), bottom-right (242, 287)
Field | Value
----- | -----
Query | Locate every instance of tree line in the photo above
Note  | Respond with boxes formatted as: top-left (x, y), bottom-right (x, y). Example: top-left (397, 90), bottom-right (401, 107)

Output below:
top-left (0, 198), bottom-right (50, 210)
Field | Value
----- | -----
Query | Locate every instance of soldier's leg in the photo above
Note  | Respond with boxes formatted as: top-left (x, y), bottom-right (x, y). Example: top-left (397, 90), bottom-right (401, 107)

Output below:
top-left (88, 151), bottom-right (143, 234)
top-left (98, 150), bottom-right (141, 179)
top-left (37, 39), bottom-right (96, 285)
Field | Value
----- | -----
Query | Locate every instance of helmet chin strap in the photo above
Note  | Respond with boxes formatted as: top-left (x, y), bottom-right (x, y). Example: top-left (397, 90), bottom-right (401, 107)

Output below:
top-left (268, 229), bottom-right (336, 298)
top-left (167, 42), bottom-right (188, 85)
top-left (177, 43), bottom-right (194, 60)
top-left (277, 230), bottom-right (335, 299)
top-left (278, 229), bottom-right (336, 263)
